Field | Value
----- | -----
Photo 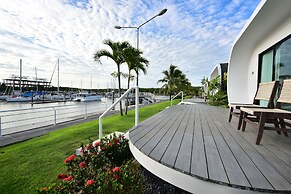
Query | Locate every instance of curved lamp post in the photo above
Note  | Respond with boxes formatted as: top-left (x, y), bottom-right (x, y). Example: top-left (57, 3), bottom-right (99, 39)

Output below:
top-left (115, 8), bottom-right (167, 86)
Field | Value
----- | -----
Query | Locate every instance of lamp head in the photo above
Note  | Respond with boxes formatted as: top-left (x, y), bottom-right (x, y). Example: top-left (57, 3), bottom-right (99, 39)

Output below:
top-left (114, 26), bottom-right (122, 29)
top-left (157, 9), bottom-right (167, 16)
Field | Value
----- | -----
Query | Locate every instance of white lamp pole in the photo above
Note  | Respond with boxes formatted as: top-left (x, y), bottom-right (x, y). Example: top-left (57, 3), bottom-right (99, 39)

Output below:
top-left (115, 8), bottom-right (167, 86)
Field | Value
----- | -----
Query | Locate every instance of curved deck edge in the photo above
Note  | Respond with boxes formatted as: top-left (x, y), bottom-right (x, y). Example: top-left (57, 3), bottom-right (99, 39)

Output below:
top-left (129, 140), bottom-right (273, 194)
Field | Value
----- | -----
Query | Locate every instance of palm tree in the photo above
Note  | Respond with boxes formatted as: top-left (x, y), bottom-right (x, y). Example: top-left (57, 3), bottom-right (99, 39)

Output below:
top-left (158, 65), bottom-right (187, 100)
top-left (94, 39), bottom-right (130, 116)
top-left (123, 46), bottom-right (149, 114)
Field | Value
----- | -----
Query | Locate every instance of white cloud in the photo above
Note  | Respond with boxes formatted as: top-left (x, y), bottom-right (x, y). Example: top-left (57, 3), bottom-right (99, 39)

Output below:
top-left (0, 0), bottom-right (260, 89)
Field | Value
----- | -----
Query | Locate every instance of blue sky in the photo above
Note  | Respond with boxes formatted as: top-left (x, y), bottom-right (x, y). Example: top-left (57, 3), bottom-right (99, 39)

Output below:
top-left (0, 0), bottom-right (261, 89)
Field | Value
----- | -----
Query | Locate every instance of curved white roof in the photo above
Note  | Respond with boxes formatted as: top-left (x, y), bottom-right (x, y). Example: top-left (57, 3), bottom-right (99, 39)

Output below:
top-left (228, 0), bottom-right (291, 103)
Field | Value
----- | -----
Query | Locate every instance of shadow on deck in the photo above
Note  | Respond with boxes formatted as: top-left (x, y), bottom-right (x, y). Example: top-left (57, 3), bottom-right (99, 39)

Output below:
top-left (129, 100), bottom-right (291, 194)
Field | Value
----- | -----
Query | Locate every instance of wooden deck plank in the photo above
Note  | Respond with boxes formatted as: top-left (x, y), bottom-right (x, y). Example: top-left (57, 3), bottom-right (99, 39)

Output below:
top-left (209, 106), bottom-right (274, 189)
top-left (209, 106), bottom-right (288, 190)
top-left (130, 106), bottom-right (178, 139)
top-left (174, 105), bottom-right (195, 173)
top-left (200, 105), bottom-right (229, 183)
top-left (130, 105), bottom-right (181, 143)
top-left (140, 106), bottom-right (187, 155)
top-left (206, 108), bottom-right (251, 187)
top-left (129, 102), bottom-right (291, 192)
top-left (191, 104), bottom-right (208, 178)
top-left (132, 106), bottom-right (183, 149)
top-left (148, 105), bottom-right (190, 162)
top-left (216, 109), bottom-right (291, 189)
top-left (160, 105), bottom-right (192, 166)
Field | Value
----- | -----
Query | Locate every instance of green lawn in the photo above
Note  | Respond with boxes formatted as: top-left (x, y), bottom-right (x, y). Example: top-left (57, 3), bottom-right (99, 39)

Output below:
top-left (0, 100), bottom-right (180, 194)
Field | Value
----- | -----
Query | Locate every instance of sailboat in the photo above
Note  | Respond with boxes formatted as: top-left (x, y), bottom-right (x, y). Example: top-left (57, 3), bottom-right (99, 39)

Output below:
top-left (73, 76), bottom-right (101, 102)
top-left (73, 91), bottom-right (102, 102)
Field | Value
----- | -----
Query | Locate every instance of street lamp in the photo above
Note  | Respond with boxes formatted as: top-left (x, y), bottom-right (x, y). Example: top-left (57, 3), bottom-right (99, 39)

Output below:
top-left (115, 8), bottom-right (167, 86)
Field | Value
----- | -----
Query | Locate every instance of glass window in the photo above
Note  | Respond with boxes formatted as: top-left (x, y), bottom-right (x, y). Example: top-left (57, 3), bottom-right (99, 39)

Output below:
top-left (275, 37), bottom-right (291, 82)
top-left (274, 37), bottom-right (291, 110)
top-left (260, 50), bottom-right (274, 83)
top-left (259, 35), bottom-right (291, 109)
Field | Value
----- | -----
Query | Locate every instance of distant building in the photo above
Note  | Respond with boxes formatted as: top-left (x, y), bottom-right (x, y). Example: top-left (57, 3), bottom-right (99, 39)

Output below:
top-left (228, 0), bottom-right (291, 104)
top-left (210, 63), bottom-right (228, 91)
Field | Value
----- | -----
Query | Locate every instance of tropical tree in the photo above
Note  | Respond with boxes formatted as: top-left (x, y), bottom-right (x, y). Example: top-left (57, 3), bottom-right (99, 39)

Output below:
top-left (123, 46), bottom-right (149, 114)
top-left (157, 65), bottom-right (190, 100)
top-left (93, 39), bottom-right (130, 116)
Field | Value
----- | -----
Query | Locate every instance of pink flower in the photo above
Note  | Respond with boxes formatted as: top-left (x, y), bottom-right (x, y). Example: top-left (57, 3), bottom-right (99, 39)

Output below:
top-left (64, 155), bottom-right (76, 164)
top-left (85, 144), bottom-right (91, 150)
top-left (112, 167), bottom-right (120, 173)
top-left (79, 162), bottom-right (86, 168)
top-left (93, 141), bottom-right (100, 147)
top-left (114, 138), bottom-right (119, 144)
top-left (86, 179), bottom-right (94, 186)
top-left (63, 175), bottom-right (73, 181)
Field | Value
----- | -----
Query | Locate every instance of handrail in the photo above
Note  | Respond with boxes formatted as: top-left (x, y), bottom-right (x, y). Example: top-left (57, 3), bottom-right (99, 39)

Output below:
top-left (171, 91), bottom-right (184, 106)
top-left (0, 104), bottom-right (78, 113)
top-left (99, 86), bottom-right (139, 139)
top-left (0, 102), bottom-right (107, 136)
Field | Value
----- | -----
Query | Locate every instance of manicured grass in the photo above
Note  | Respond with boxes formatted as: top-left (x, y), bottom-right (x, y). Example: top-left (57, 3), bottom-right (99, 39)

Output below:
top-left (0, 100), bottom-right (180, 194)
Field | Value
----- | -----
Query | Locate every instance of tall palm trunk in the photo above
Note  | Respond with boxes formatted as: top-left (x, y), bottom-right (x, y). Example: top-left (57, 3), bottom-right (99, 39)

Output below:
top-left (117, 65), bottom-right (123, 116)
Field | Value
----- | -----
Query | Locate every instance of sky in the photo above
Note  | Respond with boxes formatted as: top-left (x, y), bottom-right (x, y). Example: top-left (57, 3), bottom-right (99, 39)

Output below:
top-left (0, 0), bottom-right (261, 89)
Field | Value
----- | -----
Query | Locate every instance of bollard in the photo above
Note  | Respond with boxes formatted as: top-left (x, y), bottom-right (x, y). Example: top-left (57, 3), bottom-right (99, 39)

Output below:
top-left (52, 107), bottom-right (57, 125)
top-left (85, 105), bottom-right (87, 118)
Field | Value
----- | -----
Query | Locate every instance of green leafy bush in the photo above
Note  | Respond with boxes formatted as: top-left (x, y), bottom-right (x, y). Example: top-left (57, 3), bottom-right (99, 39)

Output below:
top-left (37, 134), bottom-right (146, 194)
top-left (207, 90), bottom-right (228, 107)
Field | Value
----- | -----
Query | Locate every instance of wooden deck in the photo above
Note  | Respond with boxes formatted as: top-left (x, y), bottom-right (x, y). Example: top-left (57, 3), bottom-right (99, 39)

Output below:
top-left (129, 101), bottom-right (291, 193)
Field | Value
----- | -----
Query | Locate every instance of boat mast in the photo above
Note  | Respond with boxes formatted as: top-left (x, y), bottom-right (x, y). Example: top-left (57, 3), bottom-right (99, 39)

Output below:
top-left (35, 67), bottom-right (38, 91)
top-left (57, 58), bottom-right (59, 95)
top-left (19, 59), bottom-right (22, 93)
top-left (90, 75), bottom-right (92, 91)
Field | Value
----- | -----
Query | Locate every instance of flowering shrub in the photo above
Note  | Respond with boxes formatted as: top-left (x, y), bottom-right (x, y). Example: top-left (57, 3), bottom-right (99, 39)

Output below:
top-left (37, 133), bottom-right (146, 194)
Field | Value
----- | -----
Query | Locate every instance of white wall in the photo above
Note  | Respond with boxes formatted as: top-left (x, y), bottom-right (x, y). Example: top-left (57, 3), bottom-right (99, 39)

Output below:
top-left (228, 0), bottom-right (291, 104)
top-left (210, 65), bottom-right (219, 81)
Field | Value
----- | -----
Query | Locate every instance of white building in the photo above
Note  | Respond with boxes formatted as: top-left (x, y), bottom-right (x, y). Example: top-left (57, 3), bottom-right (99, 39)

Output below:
top-left (228, 0), bottom-right (291, 104)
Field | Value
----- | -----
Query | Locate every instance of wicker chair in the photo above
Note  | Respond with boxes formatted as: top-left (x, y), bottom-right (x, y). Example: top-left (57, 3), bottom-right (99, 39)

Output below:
top-left (228, 81), bottom-right (279, 129)
top-left (240, 79), bottom-right (291, 145)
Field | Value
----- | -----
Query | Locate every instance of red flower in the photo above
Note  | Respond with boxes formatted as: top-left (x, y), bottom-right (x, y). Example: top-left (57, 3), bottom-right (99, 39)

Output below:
top-left (57, 173), bottom-right (67, 180)
top-left (100, 147), bottom-right (105, 151)
top-left (63, 175), bottom-right (73, 181)
top-left (114, 138), bottom-right (119, 144)
top-left (113, 174), bottom-right (119, 180)
top-left (107, 142), bottom-right (112, 147)
top-left (64, 155), bottom-right (76, 164)
top-left (93, 141), bottom-right (100, 147)
top-left (79, 162), bottom-right (86, 168)
top-left (121, 135), bottom-right (125, 139)
top-left (112, 167), bottom-right (120, 173)
top-left (85, 144), bottom-right (91, 150)
top-left (86, 179), bottom-right (94, 186)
